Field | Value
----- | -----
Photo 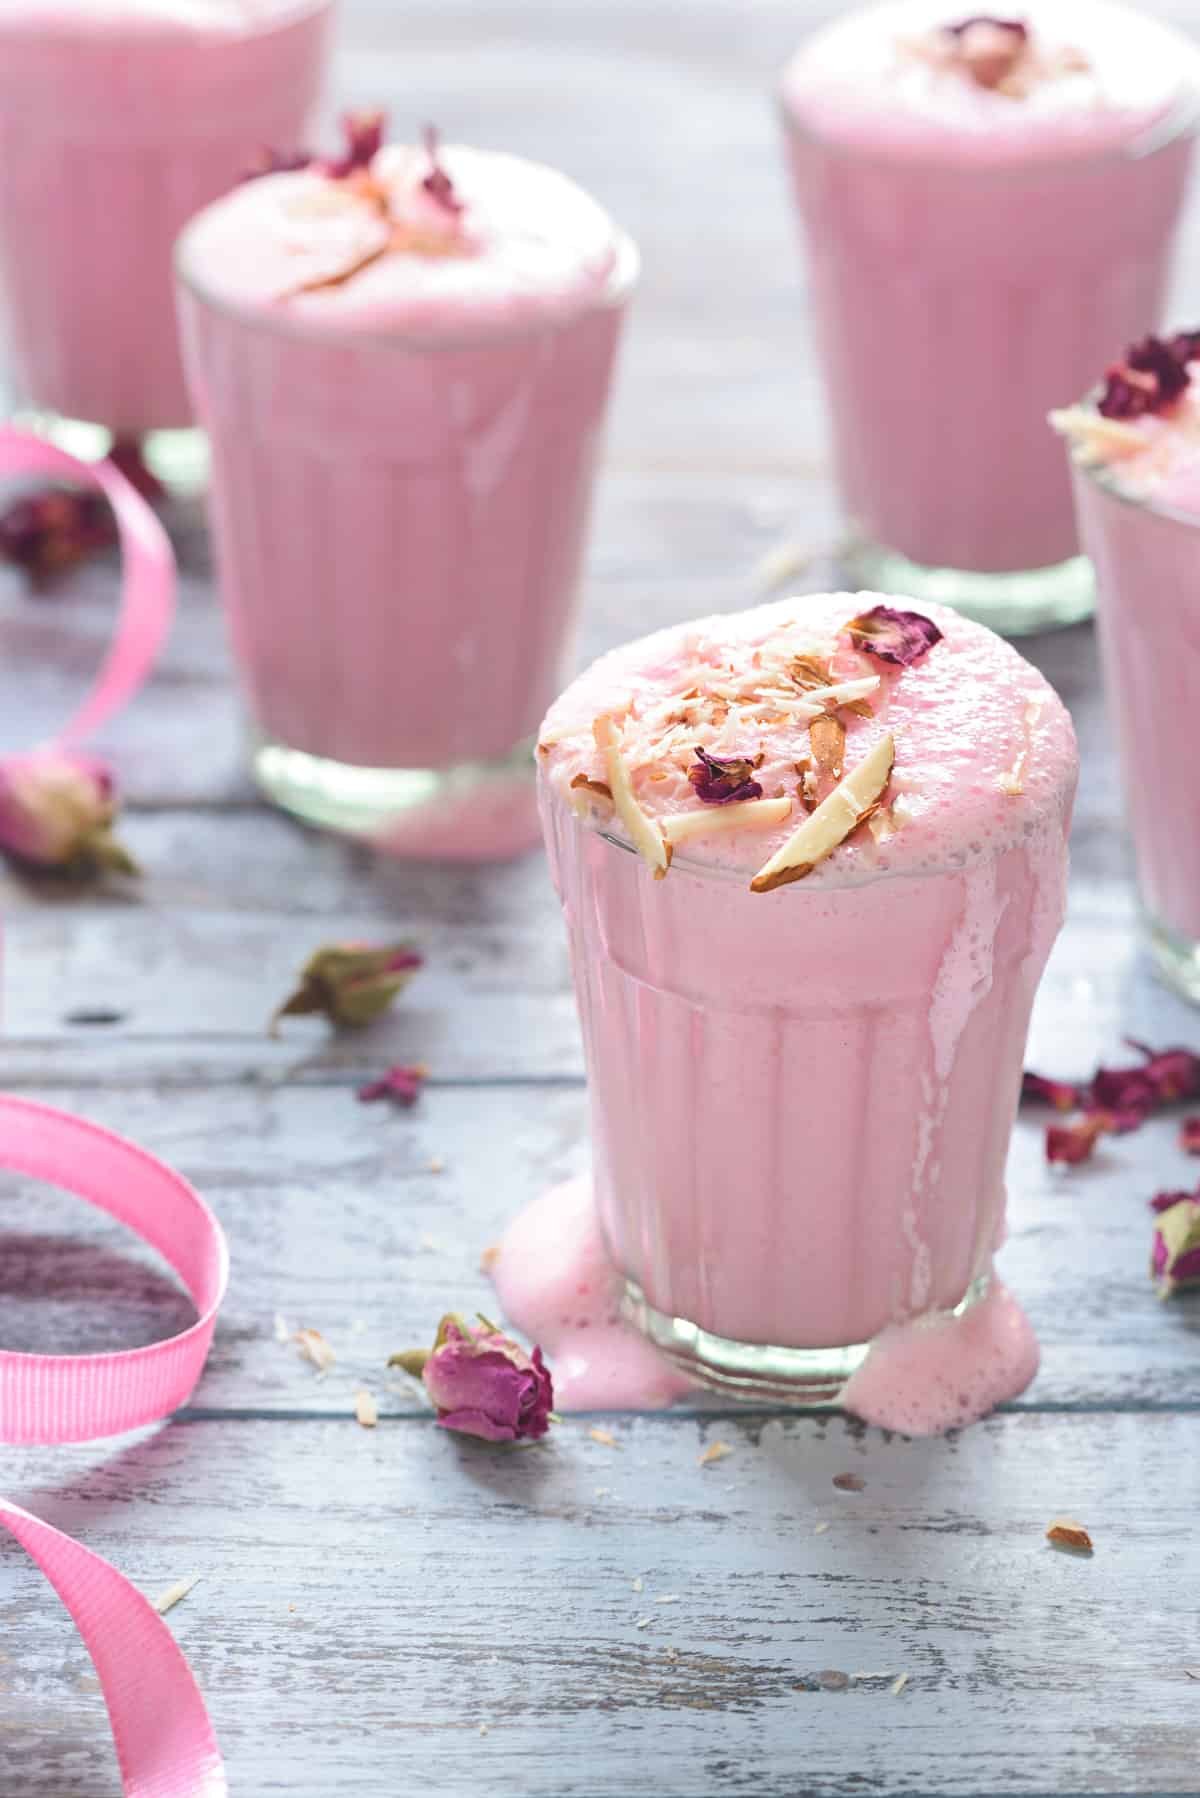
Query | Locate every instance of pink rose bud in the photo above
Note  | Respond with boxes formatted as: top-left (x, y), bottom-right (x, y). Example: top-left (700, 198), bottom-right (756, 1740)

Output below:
top-left (270, 940), bottom-right (423, 1033)
top-left (0, 750), bottom-right (138, 876)
top-left (1150, 1193), bottom-right (1200, 1297)
top-left (390, 1314), bottom-right (554, 1443)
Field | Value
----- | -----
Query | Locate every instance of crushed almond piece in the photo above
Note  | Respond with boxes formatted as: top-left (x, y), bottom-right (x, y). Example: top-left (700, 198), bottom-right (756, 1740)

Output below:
top-left (808, 713), bottom-right (846, 783)
top-left (273, 1312), bottom-right (290, 1344)
top-left (1049, 407), bottom-right (1147, 465)
top-left (480, 1243), bottom-right (499, 1273)
top-left (789, 653), bottom-right (833, 690)
top-left (833, 1472), bottom-right (866, 1492)
top-left (867, 805), bottom-right (897, 844)
top-left (1046, 1518), bottom-right (1094, 1553)
top-left (293, 1327), bottom-right (336, 1376)
top-left (891, 1672), bottom-right (909, 1697)
top-left (751, 734), bottom-right (895, 894)
top-left (635, 1615), bottom-right (653, 1630)
top-left (593, 713), bottom-right (670, 878)
top-left (813, 1521), bottom-right (830, 1535)
top-left (698, 1439), bottom-right (734, 1467)
top-left (354, 1389), bottom-right (379, 1429)
top-left (661, 795), bottom-right (791, 847)
top-left (588, 1427), bottom-right (620, 1448)
top-left (151, 1574), bottom-right (201, 1616)
top-left (632, 1576), bottom-right (644, 1593)
top-left (654, 1595), bottom-right (680, 1605)
top-left (570, 772), bottom-right (614, 803)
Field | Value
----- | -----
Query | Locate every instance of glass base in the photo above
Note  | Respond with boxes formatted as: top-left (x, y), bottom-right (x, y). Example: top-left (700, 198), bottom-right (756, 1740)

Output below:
top-left (838, 534), bottom-right (1094, 637)
top-left (621, 1272), bottom-right (991, 1404)
top-left (1145, 908), bottom-right (1200, 1005)
top-left (251, 732), bottom-right (542, 861)
top-left (7, 410), bottom-right (209, 497)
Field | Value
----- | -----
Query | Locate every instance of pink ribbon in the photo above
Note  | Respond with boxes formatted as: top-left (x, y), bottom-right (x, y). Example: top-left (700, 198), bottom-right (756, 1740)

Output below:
top-left (1, 439), bottom-right (225, 1790)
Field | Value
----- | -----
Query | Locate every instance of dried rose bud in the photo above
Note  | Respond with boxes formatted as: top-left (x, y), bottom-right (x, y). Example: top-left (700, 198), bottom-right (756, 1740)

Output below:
top-left (357, 1063), bottom-right (428, 1107)
top-left (0, 750), bottom-right (138, 877)
top-left (688, 746), bottom-right (763, 805)
top-left (241, 146), bottom-right (315, 184)
top-left (421, 123), bottom-right (466, 215)
top-left (844, 606), bottom-right (943, 668)
top-left (270, 940), bottom-right (422, 1032)
top-left (1099, 336), bottom-right (1191, 421)
top-left (389, 1314), bottom-right (554, 1443)
top-left (1181, 1117), bottom-right (1200, 1155)
top-left (1045, 1111), bottom-right (1112, 1166)
top-left (322, 109), bottom-right (387, 180)
top-left (1150, 1194), bottom-right (1200, 1297)
top-left (1021, 1070), bottom-right (1081, 1112)
top-left (0, 486), bottom-right (115, 584)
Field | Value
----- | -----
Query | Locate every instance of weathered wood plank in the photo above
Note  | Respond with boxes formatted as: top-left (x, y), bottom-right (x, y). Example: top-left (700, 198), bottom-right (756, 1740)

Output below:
top-left (2, 1079), bottom-right (1197, 1411)
top-left (3, 1411), bottom-right (1199, 1797)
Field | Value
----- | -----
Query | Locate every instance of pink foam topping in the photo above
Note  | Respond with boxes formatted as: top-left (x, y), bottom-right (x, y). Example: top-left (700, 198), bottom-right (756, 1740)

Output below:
top-left (538, 593), bottom-right (1077, 884)
top-left (1053, 345), bottom-right (1200, 518)
top-left (781, 0), bottom-right (1197, 163)
top-left (177, 138), bottom-right (625, 335)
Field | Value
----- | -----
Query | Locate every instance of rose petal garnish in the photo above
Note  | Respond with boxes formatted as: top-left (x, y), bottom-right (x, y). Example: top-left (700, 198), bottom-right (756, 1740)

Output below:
top-left (1150, 1194), bottom-right (1200, 1297)
top-left (388, 1313), bottom-right (554, 1442)
top-left (421, 123), bottom-right (466, 215)
top-left (0, 486), bottom-right (116, 583)
top-left (1045, 1112), bottom-right (1112, 1166)
top-left (662, 795), bottom-right (791, 847)
top-left (270, 940), bottom-right (423, 1033)
top-left (594, 714), bottom-right (670, 878)
top-left (1021, 1071), bottom-right (1081, 1112)
top-left (1099, 335), bottom-right (1192, 421)
top-left (808, 714), bottom-right (846, 784)
top-left (1181, 1117), bottom-right (1200, 1155)
top-left (844, 607), bottom-right (942, 668)
top-left (688, 746), bottom-right (764, 806)
top-left (357, 1063), bottom-right (428, 1107)
top-left (0, 750), bottom-right (138, 877)
top-left (321, 109), bottom-right (387, 180)
top-left (750, 733), bottom-right (894, 894)
top-left (1093, 1041), bottom-right (1200, 1112)
top-left (943, 17), bottom-right (1029, 90)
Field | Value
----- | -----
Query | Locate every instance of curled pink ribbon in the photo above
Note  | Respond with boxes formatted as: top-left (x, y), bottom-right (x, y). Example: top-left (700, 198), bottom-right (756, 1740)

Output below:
top-left (0, 438), bottom-right (224, 1790)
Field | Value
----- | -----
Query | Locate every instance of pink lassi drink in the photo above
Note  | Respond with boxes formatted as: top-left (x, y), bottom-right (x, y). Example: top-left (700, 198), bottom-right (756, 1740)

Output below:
top-left (500, 593), bottom-right (1077, 1432)
top-left (0, 0), bottom-right (333, 478)
top-left (1053, 331), bottom-right (1200, 1001)
top-left (779, 2), bottom-right (1200, 637)
top-left (176, 126), bottom-right (636, 856)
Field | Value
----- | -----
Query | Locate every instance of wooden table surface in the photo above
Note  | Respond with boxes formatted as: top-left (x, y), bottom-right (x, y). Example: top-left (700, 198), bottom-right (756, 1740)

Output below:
top-left (5, 2), bottom-right (1200, 1793)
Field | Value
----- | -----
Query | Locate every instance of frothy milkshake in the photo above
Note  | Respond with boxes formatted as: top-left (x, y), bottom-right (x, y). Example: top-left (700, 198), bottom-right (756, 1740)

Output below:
top-left (177, 128), bottom-right (635, 855)
top-left (0, 0), bottom-right (333, 447)
top-left (779, 1), bottom-right (1200, 636)
top-left (494, 593), bottom-right (1077, 1430)
top-left (1053, 330), bottom-right (1200, 1000)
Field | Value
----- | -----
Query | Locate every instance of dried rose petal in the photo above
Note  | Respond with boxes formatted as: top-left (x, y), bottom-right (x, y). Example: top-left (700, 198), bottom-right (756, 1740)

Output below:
top-left (1099, 336), bottom-right (1191, 421)
top-left (1181, 1117), bottom-right (1200, 1155)
top-left (421, 123), bottom-right (466, 215)
top-left (241, 146), bottom-right (315, 184)
top-left (1045, 1112), bottom-right (1112, 1166)
top-left (1021, 1071), bottom-right (1080, 1112)
top-left (1093, 1041), bottom-right (1200, 1113)
top-left (322, 109), bottom-right (387, 180)
top-left (1166, 329), bottom-right (1200, 368)
top-left (0, 750), bottom-right (137, 877)
top-left (271, 940), bottom-right (422, 1032)
top-left (389, 1313), bottom-right (554, 1442)
top-left (688, 745), bottom-right (764, 806)
top-left (0, 486), bottom-right (115, 583)
top-left (357, 1063), bottom-right (428, 1107)
top-left (944, 17), bottom-right (1029, 88)
top-left (1150, 1194), bottom-right (1200, 1296)
top-left (844, 606), bottom-right (943, 668)
top-left (1150, 1189), bottom-right (1196, 1214)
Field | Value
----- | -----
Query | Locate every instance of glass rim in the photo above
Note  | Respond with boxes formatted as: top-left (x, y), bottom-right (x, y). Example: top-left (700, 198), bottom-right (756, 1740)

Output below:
top-left (174, 226), bottom-right (640, 354)
top-left (775, 81), bottom-right (1200, 174)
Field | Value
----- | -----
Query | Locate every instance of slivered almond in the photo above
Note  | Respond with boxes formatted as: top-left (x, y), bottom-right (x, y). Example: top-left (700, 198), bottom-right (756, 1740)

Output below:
top-left (661, 796), bottom-right (791, 847)
top-left (751, 735), bottom-right (895, 894)
top-left (1046, 1517), bottom-right (1094, 1553)
top-left (593, 714), bottom-right (670, 878)
top-left (802, 675), bottom-right (881, 711)
top-left (808, 713), bottom-right (846, 782)
top-left (354, 1389), bottom-right (379, 1429)
top-left (1048, 407), bottom-right (1146, 464)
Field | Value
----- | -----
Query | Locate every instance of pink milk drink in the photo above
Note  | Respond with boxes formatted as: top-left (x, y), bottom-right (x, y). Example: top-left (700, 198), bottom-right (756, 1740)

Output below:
top-left (1053, 330), bottom-right (1200, 1001)
top-left (176, 129), bottom-right (636, 857)
top-left (510, 594), bottom-right (1078, 1432)
top-left (779, 1), bottom-right (1200, 637)
top-left (0, 0), bottom-right (334, 483)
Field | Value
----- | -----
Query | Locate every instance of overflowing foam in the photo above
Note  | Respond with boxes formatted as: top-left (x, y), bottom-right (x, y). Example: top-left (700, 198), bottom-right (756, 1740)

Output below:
top-left (781, 0), bottom-right (1196, 163)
